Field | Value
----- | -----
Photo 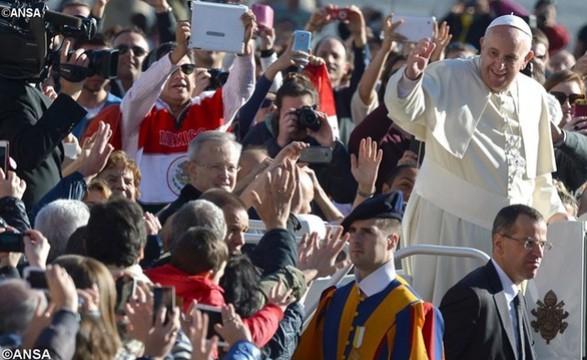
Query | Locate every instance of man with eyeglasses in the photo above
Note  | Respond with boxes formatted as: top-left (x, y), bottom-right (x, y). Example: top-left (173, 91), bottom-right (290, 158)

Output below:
top-left (440, 204), bottom-right (547, 360)
top-left (158, 131), bottom-right (241, 226)
top-left (120, 17), bottom-right (256, 209)
top-left (110, 28), bottom-right (150, 98)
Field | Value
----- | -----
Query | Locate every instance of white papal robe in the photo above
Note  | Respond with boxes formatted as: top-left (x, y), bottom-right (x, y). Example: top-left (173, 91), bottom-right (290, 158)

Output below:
top-left (384, 56), bottom-right (565, 304)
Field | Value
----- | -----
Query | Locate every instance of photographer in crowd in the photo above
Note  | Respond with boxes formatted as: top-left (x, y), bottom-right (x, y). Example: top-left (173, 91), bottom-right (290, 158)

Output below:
top-left (0, 39), bottom-right (89, 210)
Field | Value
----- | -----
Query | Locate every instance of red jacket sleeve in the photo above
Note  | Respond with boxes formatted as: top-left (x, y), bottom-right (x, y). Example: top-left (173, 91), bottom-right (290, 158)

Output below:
top-left (242, 303), bottom-right (284, 347)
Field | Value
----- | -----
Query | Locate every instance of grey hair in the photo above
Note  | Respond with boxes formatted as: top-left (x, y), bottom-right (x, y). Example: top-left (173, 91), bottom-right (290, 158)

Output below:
top-left (168, 199), bottom-right (227, 250)
top-left (187, 131), bottom-right (242, 162)
top-left (35, 199), bottom-right (90, 263)
top-left (0, 279), bottom-right (44, 334)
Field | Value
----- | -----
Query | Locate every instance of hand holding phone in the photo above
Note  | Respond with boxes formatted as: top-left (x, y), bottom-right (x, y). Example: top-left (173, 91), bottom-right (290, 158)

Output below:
top-left (24, 266), bottom-right (48, 289)
top-left (327, 8), bottom-right (349, 21)
top-left (251, 3), bottom-right (274, 30)
top-left (115, 275), bottom-right (136, 315)
top-left (153, 286), bottom-right (175, 325)
top-left (299, 146), bottom-right (333, 164)
top-left (292, 30), bottom-right (312, 53)
top-left (196, 303), bottom-right (228, 346)
top-left (393, 15), bottom-right (436, 43)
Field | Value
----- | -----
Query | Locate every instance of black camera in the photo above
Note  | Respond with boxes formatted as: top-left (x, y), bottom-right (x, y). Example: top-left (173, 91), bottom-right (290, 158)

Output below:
top-left (0, 0), bottom-right (98, 82)
top-left (293, 106), bottom-right (322, 131)
top-left (205, 68), bottom-right (229, 91)
top-left (58, 48), bottom-right (119, 82)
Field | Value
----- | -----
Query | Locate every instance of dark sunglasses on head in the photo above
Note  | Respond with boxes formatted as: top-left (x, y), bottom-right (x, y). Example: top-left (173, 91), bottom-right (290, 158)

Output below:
top-left (179, 64), bottom-right (196, 75)
top-left (260, 98), bottom-right (274, 109)
top-left (550, 91), bottom-right (586, 106)
top-left (115, 44), bottom-right (147, 57)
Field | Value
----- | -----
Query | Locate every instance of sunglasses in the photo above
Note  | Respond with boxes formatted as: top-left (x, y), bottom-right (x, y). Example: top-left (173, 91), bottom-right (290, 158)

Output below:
top-left (115, 44), bottom-right (148, 57)
top-left (550, 91), bottom-right (586, 106)
top-left (178, 64), bottom-right (196, 75)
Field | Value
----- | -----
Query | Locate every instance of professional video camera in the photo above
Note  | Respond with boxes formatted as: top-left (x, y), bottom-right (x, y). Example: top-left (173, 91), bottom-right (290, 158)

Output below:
top-left (0, 0), bottom-right (117, 82)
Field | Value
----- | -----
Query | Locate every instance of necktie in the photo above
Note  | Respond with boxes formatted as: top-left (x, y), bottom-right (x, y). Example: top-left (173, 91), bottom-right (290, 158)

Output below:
top-left (513, 294), bottom-right (526, 359)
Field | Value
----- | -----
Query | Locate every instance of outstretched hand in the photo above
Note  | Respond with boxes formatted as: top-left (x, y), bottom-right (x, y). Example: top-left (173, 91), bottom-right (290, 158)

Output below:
top-left (405, 38), bottom-right (436, 81)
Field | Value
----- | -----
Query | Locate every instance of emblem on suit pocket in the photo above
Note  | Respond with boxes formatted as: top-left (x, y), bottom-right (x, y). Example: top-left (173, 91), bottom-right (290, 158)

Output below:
top-left (530, 290), bottom-right (569, 344)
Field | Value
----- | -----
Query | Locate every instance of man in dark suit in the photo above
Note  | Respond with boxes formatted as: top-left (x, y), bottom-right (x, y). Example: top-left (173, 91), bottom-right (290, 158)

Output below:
top-left (440, 204), bottom-right (549, 360)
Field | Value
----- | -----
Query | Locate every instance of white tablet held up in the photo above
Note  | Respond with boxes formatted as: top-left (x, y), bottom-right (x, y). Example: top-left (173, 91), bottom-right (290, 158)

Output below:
top-left (393, 15), bottom-right (436, 43)
top-left (189, 1), bottom-right (247, 53)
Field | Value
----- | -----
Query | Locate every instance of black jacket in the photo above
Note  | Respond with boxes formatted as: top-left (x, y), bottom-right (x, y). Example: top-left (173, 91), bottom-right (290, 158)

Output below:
top-left (0, 79), bottom-right (86, 209)
top-left (157, 183), bottom-right (203, 226)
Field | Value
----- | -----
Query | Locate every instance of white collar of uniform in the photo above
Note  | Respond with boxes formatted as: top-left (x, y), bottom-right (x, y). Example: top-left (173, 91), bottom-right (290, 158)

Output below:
top-left (355, 260), bottom-right (397, 298)
top-left (491, 258), bottom-right (520, 303)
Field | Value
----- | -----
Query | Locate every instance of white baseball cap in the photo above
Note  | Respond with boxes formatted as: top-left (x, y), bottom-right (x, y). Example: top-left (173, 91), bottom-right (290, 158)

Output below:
top-left (486, 14), bottom-right (532, 38)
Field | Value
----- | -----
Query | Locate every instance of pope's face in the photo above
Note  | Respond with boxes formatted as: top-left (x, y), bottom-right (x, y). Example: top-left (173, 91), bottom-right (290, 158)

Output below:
top-left (479, 26), bottom-right (533, 93)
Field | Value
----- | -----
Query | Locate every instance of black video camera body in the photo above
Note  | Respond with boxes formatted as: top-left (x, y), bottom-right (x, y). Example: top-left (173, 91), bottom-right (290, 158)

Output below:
top-left (0, 0), bottom-right (98, 82)
top-left (205, 68), bottom-right (229, 91)
top-left (293, 105), bottom-right (322, 131)
top-left (59, 48), bottom-right (119, 82)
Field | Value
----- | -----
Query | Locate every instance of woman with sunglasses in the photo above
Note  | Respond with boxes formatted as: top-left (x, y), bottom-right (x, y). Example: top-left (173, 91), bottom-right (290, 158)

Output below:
top-left (543, 69), bottom-right (587, 192)
top-left (544, 69), bottom-right (586, 131)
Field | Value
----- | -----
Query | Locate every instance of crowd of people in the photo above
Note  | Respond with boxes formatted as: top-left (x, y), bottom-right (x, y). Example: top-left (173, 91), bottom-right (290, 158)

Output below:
top-left (1, 0), bottom-right (587, 358)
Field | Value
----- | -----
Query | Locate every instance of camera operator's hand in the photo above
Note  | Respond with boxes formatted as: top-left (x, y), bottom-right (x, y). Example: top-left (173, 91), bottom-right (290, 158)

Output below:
top-left (276, 108), bottom-right (301, 148)
top-left (170, 21), bottom-right (191, 65)
top-left (307, 111), bottom-right (335, 147)
top-left (59, 39), bottom-right (89, 101)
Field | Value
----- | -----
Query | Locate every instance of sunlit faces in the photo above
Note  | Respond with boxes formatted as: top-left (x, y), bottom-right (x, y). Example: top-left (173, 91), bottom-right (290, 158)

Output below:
top-left (278, 94), bottom-right (315, 140)
top-left (189, 140), bottom-right (240, 192)
top-left (315, 37), bottom-right (349, 87)
top-left (549, 80), bottom-right (585, 127)
top-left (113, 32), bottom-right (149, 81)
top-left (494, 214), bottom-right (547, 285)
top-left (223, 205), bottom-right (249, 255)
top-left (348, 218), bottom-right (397, 278)
top-left (479, 26), bottom-right (533, 93)
top-left (98, 165), bottom-right (137, 201)
top-left (161, 56), bottom-right (195, 108)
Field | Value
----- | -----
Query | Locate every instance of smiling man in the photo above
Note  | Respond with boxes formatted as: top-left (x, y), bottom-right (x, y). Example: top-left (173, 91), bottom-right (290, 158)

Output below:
top-left (440, 204), bottom-right (547, 360)
top-left (120, 18), bottom-right (256, 208)
top-left (385, 14), bottom-right (568, 304)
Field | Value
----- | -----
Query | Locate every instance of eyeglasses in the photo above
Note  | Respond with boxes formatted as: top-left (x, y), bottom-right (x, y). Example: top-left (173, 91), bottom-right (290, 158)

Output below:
top-left (196, 163), bottom-right (241, 173)
top-left (115, 44), bottom-right (148, 57)
top-left (501, 233), bottom-right (552, 251)
top-left (550, 91), bottom-right (586, 106)
top-left (178, 64), bottom-right (196, 75)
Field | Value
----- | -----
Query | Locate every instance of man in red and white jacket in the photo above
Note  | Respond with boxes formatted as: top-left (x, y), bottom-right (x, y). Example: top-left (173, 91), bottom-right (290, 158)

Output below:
top-left (121, 18), bottom-right (256, 206)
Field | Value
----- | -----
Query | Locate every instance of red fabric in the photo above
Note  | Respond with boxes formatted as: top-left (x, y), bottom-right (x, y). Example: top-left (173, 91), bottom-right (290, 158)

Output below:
top-left (144, 264), bottom-right (224, 312)
top-left (303, 63), bottom-right (337, 118)
top-left (138, 89), bottom-right (224, 155)
top-left (542, 24), bottom-right (571, 55)
top-left (144, 264), bottom-right (284, 347)
top-left (82, 104), bottom-right (123, 150)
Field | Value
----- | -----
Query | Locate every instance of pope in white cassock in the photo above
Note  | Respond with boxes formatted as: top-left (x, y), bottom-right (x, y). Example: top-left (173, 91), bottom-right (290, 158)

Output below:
top-left (384, 14), bottom-right (569, 304)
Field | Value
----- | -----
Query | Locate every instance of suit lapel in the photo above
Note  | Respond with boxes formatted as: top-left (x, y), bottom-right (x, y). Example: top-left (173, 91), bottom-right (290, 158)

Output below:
top-left (487, 262), bottom-right (519, 359)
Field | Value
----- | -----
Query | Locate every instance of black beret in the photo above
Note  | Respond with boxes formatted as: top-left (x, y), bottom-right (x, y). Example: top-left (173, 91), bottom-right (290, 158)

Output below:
top-left (341, 191), bottom-right (404, 232)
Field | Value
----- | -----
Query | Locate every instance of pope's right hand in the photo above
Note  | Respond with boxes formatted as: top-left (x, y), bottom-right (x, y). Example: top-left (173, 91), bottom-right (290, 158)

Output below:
top-left (405, 38), bottom-right (436, 81)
